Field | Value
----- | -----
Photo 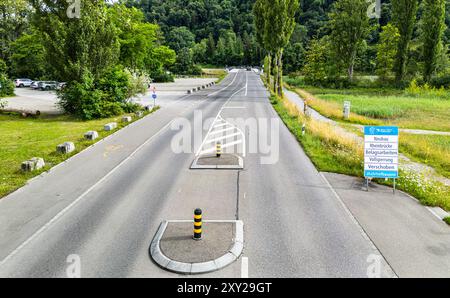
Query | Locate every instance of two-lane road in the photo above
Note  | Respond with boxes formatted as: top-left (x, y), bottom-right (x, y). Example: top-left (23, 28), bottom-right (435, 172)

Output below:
top-left (0, 70), bottom-right (394, 277)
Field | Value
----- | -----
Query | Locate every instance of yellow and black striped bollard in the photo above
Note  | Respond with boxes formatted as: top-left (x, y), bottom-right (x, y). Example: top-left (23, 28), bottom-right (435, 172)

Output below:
top-left (194, 208), bottom-right (202, 240)
top-left (216, 142), bottom-right (222, 158)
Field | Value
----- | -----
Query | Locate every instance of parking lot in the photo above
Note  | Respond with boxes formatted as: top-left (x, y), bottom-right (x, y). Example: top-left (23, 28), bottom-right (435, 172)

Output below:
top-left (2, 88), bottom-right (62, 115)
top-left (1, 77), bottom-right (219, 115)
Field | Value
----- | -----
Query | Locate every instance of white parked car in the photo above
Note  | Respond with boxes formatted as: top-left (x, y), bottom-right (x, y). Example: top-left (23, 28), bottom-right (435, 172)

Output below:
top-left (14, 78), bottom-right (33, 88)
top-left (30, 81), bottom-right (42, 89)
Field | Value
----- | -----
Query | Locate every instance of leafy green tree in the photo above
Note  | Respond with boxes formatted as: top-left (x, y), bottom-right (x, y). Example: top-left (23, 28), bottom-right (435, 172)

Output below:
top-left (166, 27), bottom-right (195, 53)
top-left (303, 37), bottom-right (338, 85)
top-left (421, 0), bottom-right (446, 81)
top-left (10, 30), bottom-right (46, 79)
top-left (328, 0), bottom-right (370, 81)
top-left (32, 0), bottom-right (120, 82)
top-left (0, 0), bottom-right (30, 74)
top-left (259, 0), bottom-right (300, 95)
top-left (376, 24), bottom-right (400, 81)
top-left (391, 0), bottom-right (418, 82)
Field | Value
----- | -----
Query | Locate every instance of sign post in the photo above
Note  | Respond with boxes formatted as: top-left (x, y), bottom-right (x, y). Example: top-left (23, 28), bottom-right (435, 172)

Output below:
top-left (152, 86), bottom-right (157, 107)
top-left (364, 126), bottom-right (399, 194)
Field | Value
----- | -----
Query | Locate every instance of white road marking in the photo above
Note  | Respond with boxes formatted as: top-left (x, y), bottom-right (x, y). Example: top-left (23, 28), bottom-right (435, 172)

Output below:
top-left (1, 72), bottom-right (243, 268)
top-left (241, 257), bottom-right (249, 278)
top-left (207, 72), bottom-right (239, 97)
top-left (245, 72), bottom-right (248, 96)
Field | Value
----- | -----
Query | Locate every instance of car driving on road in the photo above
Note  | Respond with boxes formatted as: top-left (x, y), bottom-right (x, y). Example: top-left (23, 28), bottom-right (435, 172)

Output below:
top-left (14, 79), bottom-right (33, 88)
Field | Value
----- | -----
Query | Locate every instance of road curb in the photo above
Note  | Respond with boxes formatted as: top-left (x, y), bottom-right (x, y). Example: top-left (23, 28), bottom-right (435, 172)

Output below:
top-left (150, 220), bottom-right (244, 275)
top-left (190, 154), bottom-right (244, 170)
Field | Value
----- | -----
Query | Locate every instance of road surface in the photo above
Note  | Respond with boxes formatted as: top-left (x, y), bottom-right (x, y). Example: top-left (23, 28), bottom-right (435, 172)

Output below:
top-left (0, 71), bottom-right (393, 277)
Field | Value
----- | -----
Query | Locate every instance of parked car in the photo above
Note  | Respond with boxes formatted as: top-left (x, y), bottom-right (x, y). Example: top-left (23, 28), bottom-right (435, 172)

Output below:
top-left (56, 82), bottom-right (67, 90)
top-left (38, 81), bottom-right (58, 91)
top-left (14, 78), bottom-right (33, 88)
top-left (30, 81), bottom-right (42, 89)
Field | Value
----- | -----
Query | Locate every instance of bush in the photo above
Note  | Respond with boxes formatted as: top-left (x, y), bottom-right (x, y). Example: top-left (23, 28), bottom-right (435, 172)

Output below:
top-left (430, 75), bottom-right (450, 89)
top-left (0, 73), bottom-right (14, 97)
top-left (58, 67), bottom-right (141, 120)
top-left (151, 71), bottom-right (174, 83)
top-left (444, 217), bottom-right (450, 225)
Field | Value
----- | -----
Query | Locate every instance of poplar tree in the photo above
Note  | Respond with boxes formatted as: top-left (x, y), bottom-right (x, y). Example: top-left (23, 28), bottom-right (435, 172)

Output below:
top-left (421, 0), bottom-right (446, 82)
top-left (391, 0), bottom-right (418, 83)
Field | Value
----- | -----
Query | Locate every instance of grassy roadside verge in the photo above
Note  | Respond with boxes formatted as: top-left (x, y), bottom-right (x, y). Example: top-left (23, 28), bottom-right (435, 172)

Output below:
top-left (0, 107), bottom-right (159, 198)
top-left (267, 86), bottom-right (450, 212)
top-left (292, 86), bottom-right (450, 132)
top-left (201, 68), bottom-right (227, 83)
top-left (287, 85), bottom-right (450, 180)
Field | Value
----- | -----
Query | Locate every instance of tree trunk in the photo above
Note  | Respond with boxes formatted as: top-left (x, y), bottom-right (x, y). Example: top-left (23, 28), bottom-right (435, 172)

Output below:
top-left (266, 53), bottom-right (271, 87)
top-left (277, 49), bottom-right (283, 96)
top-left (273, 53), bottom-right (278, 93)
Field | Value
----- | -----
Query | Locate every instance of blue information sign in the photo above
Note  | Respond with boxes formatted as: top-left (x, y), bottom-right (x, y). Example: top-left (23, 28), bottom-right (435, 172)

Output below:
top-left (364, 126), bottom-right (399, 179)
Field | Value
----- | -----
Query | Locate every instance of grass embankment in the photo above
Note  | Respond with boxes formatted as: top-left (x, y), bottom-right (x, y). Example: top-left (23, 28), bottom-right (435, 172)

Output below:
top-left (268, 90), bottom-right (450, 211)
top-left (289, 86), bottom-right (450, 132)
top-left (0, 108), bottom-right (158, 198)
top-left (202, 68), bottom-right (227, 83)
top-left (285, 84), bottom-right (450, 180)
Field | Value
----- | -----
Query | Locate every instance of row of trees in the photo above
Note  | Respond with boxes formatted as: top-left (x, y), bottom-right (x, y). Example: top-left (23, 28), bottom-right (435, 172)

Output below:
top-left (300, 0), bottom-right (449, 87)
top-left (254, 0), bottom-right (300, 96)
top-left (127, 0), bottom-right (263, 71)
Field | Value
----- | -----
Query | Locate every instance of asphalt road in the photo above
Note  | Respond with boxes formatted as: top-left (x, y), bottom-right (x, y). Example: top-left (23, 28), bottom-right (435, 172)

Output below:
top-left (0, 70), bottom-right (394, 277)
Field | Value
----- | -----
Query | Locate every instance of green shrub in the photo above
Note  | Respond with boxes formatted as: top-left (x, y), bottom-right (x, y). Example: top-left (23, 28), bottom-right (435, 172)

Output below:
top-left (0, 74), bottom-right (14, 97)
top-left (58, 67), bottom-right (141, 120)
top-left (430, 75), bottom-right (450, 89)
top-left (444, 217), bottom-right (450, 225)
top-left (151, 71), bottom-right (174, 83)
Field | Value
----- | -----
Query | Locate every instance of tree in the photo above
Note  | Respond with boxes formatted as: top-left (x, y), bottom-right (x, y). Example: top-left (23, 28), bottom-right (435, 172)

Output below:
top-left (166, 27), bottom-right (195, 53)
top-left (10, 30), bottom-right (46, 79)
top-left (328, 0), bottom-right (370, 81)
top-left (254, 0), bottom-right (300, 95)
top-left (421, 0), bottom-right (446, 82)
top-left (376, 24), bottom-right (400, 81)
top-left (391, 0), bottom-right (418, 83)
top-left (0, 0), bottom-right (30, 74)
top-left (31, 0), bottom-right (120, 82)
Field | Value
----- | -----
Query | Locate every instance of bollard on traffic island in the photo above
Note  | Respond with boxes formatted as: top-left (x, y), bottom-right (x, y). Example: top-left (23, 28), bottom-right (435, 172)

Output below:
top-left (216, 142), bottom-right (222, 158)
top-left (193, 208), bottom-right (202, 241)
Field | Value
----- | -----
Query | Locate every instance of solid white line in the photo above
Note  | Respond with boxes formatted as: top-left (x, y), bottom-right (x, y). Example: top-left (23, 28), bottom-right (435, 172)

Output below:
top-left (0, 118), bottom-right (177, 267)
top-left (220, 140), bottom-right (243, 149)
top-left (207, 72), bottom-right (238, 97)
top-left (426, 207), bottom-right (445, 221)
top-left (319, 172), bottom-right (398, 278)
top-left (241, 257), bottom-right (249, 278)
top-left (245, 72), bottom-right (248, 96)
top-left (205, 133), bottom-right (241, 144)
top-left (210, 127), bottom-right (235, 136)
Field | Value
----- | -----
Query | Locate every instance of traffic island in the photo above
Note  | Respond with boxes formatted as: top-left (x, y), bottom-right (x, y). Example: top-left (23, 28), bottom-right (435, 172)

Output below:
top-left (190, 153), bottom-right (244, 170)
top-left (150, 220), bottom-right (244, 274)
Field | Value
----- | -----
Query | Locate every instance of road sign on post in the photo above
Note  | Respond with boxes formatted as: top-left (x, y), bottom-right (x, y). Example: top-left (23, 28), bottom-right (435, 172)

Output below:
top-left (364, 126), bottom-right (399, 193)
top-left (152, 91), bottom-right (157, 107)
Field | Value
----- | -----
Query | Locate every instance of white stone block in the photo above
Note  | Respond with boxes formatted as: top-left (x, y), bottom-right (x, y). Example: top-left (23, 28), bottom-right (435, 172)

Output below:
top-left (84, 131), bottom-right (99, 141)
top-left (104, 122), bottom-right (117, 131)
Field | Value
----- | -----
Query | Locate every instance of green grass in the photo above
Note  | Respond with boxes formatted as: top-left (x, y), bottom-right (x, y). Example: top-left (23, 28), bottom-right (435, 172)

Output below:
top-left (444, 217), bottom-right (450, 225)
top-left (302, 86), bottom-right (450, 132)
top-left (0, 109), bottom-right (158, 198)
top-left (267, 84), bottom-right (450, 211)
top-left (400, 134), bottom-right (450, 179)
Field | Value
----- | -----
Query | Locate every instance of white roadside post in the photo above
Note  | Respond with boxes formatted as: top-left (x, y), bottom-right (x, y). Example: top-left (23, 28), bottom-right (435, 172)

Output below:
top-left (364, 126), bottom-right (399, 194)
top-left (343, 101), bottom-right (351, 120)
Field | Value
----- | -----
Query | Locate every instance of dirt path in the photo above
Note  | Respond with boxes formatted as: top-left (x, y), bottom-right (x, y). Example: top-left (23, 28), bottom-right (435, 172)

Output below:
top-left (284, 88), bottom-right (450, 186)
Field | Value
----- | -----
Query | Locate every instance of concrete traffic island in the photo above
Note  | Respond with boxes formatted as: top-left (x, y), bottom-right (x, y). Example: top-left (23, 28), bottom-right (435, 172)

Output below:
top-left (150, 220), bottom-right (244, 274)
top-left (190, 153), bottom-right (244, 170)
